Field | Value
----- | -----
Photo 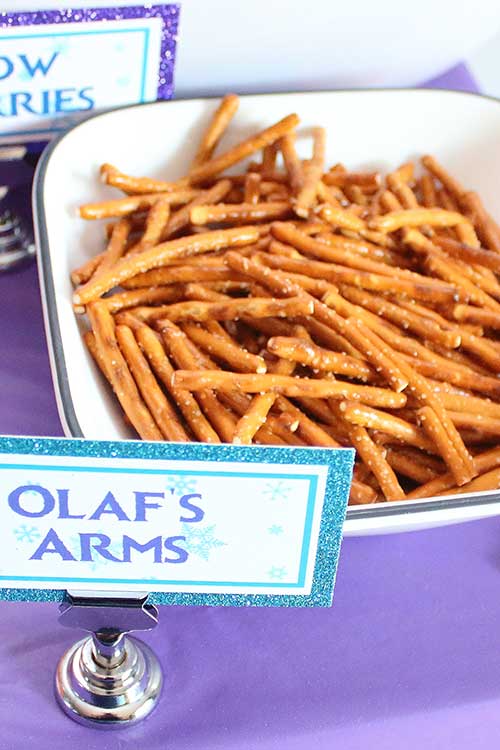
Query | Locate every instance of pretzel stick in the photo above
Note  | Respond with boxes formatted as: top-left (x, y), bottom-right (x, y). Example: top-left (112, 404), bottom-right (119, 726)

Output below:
top-left (407, 446), bottom-right (500, 499)
top-left (161, 321), bottom-right (237, 442)
top-left (436, 189), bottom-right (481, 246)
top-left (263, 251), bottom-right (457, 303)
top-left (127, 199), bottom-right (170, 255)
top-left (86, 302), bottom-right (162, 440)
top-left (316, 181), bottom-right (344, 209)
top-left (343, 422), bottom-right (405, 501)
top-left (79, 190), bottom-right (198, 220)
top-left (379, 191), bottom-right (403, 214)
top-left (159, 179), bottom-right (232, 240)
top-left (451, 305), bottom-right (500, 329)
top-left (319, 205), bottom-right (366, 232)
top-left (190, 202), bottom-right (292, 225)
top-left (386, 173), bottom-right (419, 210)
top-left (84, 330), bottom-right (112, 382)
top-left (295, 127), bottom-right (326, 217)
top-left (89, 217), bottom-right (131, 279)
top-left (384, 448), bottom-right (441, 484)
top-left (441, 467), bottom-right (500, 496)
top-left (343, 316), bottom-right (476, 483)
top-left (445, 411), bottom-right (500, 435)
top-left (371, 208), bottom-right (469, 233)
top-left (187, 113), bottom-right (299, 185)
top-left (244, 173), bottom-right (261, 204)
top-left (73, 225), bottom-right (260, 304)
top-left (104, 286), bottom-right (186, 313)
top-left (100, 163), bottom-right (179, 194)
top-left (433, 236), bottom-right (500, 273)
top-left (172, 370), bottom-right (407, 407)
top-left (428, 389), bottom-right (500, 420)
top-left (224, 252), bottom-right (372, 364)
top-left (266, 336), bottom-right (374, 380)
top-left (115, 324), bottom-right (189, 442)
top-left (338, 401), bottom-right (433, 451)
top-left (261, 142), bottom-right (278, 172)
top-left (173, 345), bottom-right (297, 447)
top-left (133, 324), bottom-right (220, 443)
top-left (181, 322), bottom-right (267, 373)
top-left (232, 357), bottom-right (296, 444)
top-left (71, 252), bottom-right (104, 286)
top-left (291, 316), bottom-right (363, 359)
top-left (323, 171), bottom-right (380, 190)
top-left (156, 296), bottom-right (313, 323)
top-left (316, 227), bottom-right (404, 260)
top-left (460, 191), bottom-right (500, 253)
top-left (271, 223), bottom-right (457, 288)
top-left (339, 317), bottom-right (409, 392)
top-left (398, 355), bottom-right (500, 397)
top-left (420, 155), bottom-right (464, 198)
top-left (393, 162), bottom-right (415, 184)
top-left (417, 406), bottom-right (468, 485)
top-left (340, 286), bottom-right (460, 349)
top-left (420, 174), bottom-right (437, 208)
top-left (190, 94), bottom-right (240, 169)
top-left (274, 394), bottom-right (343, 448)
top-left (120, 265), bottom-right (241, 289)
top-left (422, 253), bottom-right (500, 311)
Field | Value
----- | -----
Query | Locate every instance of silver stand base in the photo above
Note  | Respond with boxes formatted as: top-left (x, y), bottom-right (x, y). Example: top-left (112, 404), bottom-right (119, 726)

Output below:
top-left (55, 633), bottom-right (163, 728)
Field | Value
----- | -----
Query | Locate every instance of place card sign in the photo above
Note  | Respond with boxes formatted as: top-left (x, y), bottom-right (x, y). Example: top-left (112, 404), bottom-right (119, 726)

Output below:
top-left (0, 4), bottom-right (179, 143)
top-left (0, 437), bottom-right (354, 607)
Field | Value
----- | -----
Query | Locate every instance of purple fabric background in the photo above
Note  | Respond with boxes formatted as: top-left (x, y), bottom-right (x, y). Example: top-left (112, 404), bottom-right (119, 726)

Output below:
top-left (3, 63), bottom-right (500, 749)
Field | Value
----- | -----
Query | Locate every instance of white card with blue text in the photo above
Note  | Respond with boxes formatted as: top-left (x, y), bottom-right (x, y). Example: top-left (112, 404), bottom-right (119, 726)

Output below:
top-left (0, 5), bottom-right (179, 143)
top-left (0, 437), bottom-right (354, 607)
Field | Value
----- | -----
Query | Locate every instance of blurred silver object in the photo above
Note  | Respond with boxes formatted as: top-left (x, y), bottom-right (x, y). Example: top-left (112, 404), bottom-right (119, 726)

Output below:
top-left (0, 145), bottom-right (35, 272)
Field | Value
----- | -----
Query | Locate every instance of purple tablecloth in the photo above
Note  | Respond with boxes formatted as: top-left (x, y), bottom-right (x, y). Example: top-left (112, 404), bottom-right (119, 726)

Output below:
top-left (3, 63), bottom-right (500, 749)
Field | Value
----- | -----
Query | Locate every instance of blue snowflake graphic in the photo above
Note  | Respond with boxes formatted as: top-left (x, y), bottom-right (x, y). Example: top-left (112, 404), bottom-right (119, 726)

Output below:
top-left (13, 525), bottom-right (41, 544)
top-left (181, 522), bottom-right (225, 561)
top-left (268, 525), bottom-right (283, 536)
top-left (262, 481), bottom-right (292, 502)
top-left (168, 475), bottom-right (198, 496)
top-left (268, 566), bottom-right (287, 581)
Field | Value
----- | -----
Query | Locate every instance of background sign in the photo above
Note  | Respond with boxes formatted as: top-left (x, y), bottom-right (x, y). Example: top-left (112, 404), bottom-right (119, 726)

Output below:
top-left (0, 437), bottom-right (354, 607)
top-left (0, 4), bottom-right (179, 143)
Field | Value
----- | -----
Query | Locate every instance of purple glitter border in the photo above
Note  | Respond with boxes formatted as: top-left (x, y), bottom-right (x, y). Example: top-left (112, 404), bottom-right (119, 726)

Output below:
top-left (0, 4), bottom-right (180, 100)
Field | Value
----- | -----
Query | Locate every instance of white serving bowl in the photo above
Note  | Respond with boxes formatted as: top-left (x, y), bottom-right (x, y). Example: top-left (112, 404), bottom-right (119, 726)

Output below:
top-left (33, 89), bottom-right (500, 534)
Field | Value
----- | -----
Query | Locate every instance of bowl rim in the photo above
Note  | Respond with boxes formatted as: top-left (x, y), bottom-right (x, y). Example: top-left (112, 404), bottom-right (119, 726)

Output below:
top-left (32, 87), bottom-right (500, 523)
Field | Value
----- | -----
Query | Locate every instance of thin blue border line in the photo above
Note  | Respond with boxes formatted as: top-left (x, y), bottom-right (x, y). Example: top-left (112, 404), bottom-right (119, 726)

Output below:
top-left (0, 26), bottom-right (150, 138)
top-left (139, 28), bottom-right (151, 101)
top-left (0, 577), bottom-right (304, 589)
top-left (1, 462), bottom-right (318, 588)
top-left (0, 462), bottom-right (315, 481)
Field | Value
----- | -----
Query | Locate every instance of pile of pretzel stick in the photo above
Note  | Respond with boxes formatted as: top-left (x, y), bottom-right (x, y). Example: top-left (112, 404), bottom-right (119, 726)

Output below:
top-left (72, 93), bottom-right (500, 505)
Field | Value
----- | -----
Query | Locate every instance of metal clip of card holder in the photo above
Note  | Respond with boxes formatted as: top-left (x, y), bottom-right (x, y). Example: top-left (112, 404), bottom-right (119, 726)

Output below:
top-left (55, 590), bottom-right (163, 728)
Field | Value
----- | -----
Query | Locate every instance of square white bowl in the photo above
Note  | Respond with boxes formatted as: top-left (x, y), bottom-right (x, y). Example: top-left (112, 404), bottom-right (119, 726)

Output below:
top-left (33, 89), bottom-right (500, 534)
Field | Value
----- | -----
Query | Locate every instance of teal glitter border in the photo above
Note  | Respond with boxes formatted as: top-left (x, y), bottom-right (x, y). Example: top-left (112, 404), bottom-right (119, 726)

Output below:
top-left (0, 436), bottom-right (354, 608)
